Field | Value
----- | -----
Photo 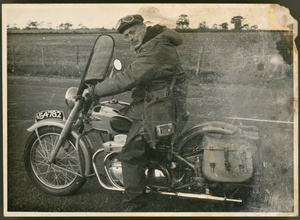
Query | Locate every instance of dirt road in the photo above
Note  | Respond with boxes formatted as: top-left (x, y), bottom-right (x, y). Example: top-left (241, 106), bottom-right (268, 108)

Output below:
top-left (5, 76), bottom-right (295, 215)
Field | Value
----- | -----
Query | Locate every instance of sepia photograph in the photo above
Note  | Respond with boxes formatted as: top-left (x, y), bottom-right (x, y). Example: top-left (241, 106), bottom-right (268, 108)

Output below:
top-left (2, 2), bottom-right (298, 217)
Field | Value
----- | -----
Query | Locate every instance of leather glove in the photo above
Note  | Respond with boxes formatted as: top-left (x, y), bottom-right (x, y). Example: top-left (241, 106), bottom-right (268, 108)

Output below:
top-left (82, 88), bottom-right (92, 100)
top-left (85, 85), bottom-right (100, 102)
top-left (87, 85), bottom-right (95, 96)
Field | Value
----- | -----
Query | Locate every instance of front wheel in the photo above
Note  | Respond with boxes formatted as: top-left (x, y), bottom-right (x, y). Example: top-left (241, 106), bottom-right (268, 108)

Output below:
top-left (24, 126), bottom-right (86, 196)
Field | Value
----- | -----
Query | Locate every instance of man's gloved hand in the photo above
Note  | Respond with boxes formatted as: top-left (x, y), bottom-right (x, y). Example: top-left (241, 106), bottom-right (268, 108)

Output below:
top-left (82, 88), bottom-right (92, 100)
top-left (83, 85), bottom-right (100, 101)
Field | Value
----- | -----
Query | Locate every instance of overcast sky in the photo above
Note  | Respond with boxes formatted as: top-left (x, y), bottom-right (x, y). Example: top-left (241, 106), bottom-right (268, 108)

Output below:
top-left (3, 4), bottom-right (296, 30)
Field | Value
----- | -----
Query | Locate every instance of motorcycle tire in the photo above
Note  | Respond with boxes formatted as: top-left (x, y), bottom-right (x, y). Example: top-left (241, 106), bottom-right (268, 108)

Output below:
top-left (24, 126), bottom-right (86, 196)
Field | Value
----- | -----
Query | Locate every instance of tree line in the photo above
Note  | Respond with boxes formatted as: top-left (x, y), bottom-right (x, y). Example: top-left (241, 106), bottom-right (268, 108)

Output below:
top-left (176, 14), bottom-right (258, 31)
top-left (8, 14), bottom-right (259, 32)
top-left (7, 21), bottom-right (111, 31)
top-left (8, 15), bottom-right (263, 32)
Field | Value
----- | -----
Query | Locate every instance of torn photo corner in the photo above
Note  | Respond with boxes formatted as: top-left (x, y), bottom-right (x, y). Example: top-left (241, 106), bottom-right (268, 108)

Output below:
top-left (2, 3), bottom-right (298, 217)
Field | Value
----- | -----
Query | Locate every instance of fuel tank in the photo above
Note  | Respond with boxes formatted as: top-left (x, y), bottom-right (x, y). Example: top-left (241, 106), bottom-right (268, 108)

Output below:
top-left (91, 100), bottom-right (132, 135)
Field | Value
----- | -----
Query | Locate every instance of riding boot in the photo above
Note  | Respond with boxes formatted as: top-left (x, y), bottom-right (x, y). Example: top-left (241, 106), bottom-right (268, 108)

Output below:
top-left (120, 135), bottom-right (150, 208)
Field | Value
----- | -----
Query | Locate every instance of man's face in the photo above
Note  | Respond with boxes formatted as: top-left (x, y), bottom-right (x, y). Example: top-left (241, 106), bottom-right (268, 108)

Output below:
top-left (122, 24), bottom-right (146, 50)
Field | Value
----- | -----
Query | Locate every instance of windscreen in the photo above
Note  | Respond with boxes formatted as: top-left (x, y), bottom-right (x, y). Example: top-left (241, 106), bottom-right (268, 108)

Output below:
top-left (78, 35), bottom-right (115, 95)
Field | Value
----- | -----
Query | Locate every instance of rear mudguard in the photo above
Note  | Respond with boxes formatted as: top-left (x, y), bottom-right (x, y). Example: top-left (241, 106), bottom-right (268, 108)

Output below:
top-left (176, 121), bottom-right (239, 152)
top-left (27, 118), bottom-right (94, 177)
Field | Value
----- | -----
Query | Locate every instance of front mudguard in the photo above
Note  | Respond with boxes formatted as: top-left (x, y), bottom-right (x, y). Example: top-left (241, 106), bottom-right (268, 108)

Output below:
top-left (27, 118), bottom-right (94, 177)
top-left (176, 121), bottom-right (259, 151)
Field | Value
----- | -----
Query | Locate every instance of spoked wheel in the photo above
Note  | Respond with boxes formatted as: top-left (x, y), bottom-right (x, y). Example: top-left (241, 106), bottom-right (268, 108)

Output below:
top-left (24, 126), bottom-right (86, 196)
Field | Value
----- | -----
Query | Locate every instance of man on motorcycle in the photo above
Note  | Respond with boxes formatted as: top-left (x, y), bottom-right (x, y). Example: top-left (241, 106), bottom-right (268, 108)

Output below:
top-left (87, 14), bottom-right (188, 211)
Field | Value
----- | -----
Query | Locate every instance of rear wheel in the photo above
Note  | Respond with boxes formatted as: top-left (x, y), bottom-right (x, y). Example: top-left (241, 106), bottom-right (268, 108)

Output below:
top-left (24, 126), bottom-right (86, 195)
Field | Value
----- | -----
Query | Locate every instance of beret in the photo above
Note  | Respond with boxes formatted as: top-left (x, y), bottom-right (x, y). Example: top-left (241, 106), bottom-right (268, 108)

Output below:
top-left (116, 14), bottom-right (144, 34)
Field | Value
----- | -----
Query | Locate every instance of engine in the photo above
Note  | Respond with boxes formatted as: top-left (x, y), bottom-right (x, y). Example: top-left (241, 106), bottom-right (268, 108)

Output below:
top-left (105, 153), bottom-right (172, 189)
top-left (107, 156), bottom-right (124, 186)
top-left (102, 134), bottom-right (205, 191)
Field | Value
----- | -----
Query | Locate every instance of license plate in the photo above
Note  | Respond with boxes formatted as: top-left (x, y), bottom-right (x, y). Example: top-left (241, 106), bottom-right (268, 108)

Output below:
top-left (35, 110), bottom-right (64, 122)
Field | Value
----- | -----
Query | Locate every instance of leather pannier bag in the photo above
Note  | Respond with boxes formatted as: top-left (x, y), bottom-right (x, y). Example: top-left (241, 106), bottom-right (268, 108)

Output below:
top-left (201, 132), bottom-right (258, 183)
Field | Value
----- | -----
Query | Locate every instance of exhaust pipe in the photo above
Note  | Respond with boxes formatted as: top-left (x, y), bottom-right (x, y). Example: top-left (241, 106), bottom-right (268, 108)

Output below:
top-left (152, 191), bottom-right (242, 203)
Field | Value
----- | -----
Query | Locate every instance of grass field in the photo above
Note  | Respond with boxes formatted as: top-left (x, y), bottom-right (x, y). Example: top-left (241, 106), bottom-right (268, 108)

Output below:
top-left (7, 31), bottom-right (293, 87)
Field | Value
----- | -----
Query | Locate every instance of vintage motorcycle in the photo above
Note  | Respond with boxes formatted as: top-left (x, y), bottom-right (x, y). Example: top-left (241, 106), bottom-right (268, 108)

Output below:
top-left (24, 34), bottom-right (259, 203)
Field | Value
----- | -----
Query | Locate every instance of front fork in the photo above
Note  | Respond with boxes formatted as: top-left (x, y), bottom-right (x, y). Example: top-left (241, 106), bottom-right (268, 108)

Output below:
top-left (48, 98), bottom-right (84, 163)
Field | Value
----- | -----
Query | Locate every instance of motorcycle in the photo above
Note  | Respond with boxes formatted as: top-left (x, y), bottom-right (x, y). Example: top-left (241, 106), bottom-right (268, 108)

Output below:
top-left (24, 34), bottom-right (260, 203)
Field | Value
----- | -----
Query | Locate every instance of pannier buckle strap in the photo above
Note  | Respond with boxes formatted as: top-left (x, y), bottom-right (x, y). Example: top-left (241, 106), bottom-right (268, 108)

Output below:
top-left (210, 162), bottom-right (216, 173)
top-left (224, 146), bottom-right (231, 172)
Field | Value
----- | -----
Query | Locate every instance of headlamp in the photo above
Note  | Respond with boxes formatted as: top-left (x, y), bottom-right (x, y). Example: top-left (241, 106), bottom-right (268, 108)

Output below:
top-left (65, 87), bottom-right (78, 109)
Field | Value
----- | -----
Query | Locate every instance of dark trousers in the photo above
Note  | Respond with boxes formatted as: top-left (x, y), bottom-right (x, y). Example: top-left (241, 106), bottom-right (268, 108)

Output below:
top-left (120, 135), bottom-right (151, 200)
